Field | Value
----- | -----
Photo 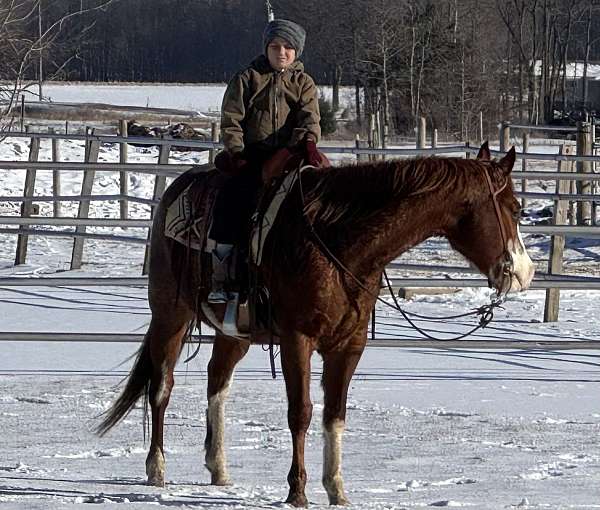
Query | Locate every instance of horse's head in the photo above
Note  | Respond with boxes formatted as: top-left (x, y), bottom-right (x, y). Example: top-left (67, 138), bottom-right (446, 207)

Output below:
top-left (447, 146), bottom-right (535, 294)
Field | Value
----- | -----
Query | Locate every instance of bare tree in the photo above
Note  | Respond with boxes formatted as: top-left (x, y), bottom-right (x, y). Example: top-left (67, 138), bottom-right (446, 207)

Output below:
top-left (0, 0), bottom-right (119, 131)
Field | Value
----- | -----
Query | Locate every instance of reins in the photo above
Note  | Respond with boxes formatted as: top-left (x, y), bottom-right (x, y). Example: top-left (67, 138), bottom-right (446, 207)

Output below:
top-left (296, 162), bottom-right (513, 341)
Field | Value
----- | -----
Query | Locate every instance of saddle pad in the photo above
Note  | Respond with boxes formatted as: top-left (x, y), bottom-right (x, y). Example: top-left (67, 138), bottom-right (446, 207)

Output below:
top-left (251, 165), bottom-right (312, 266)
top-left (164, 181), bottom-right (209, 251)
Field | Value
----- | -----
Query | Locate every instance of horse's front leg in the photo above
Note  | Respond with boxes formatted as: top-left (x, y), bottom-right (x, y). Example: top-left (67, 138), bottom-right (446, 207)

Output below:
top-left (281, 334), bottom-right (314, 507)
top-left (321, 335), bottom-right (366, 505)
top-left (205, 333), bottom-right (250, 485)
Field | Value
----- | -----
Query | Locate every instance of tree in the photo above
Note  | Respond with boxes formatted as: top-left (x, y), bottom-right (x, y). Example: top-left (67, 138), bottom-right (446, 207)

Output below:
top-left (319, 95), bottom-right (337, 136)
top-left (0, 0), bottom-right (119, 130)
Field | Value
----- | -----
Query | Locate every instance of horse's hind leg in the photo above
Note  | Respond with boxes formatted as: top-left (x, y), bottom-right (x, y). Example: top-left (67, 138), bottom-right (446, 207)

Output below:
top-left (205, 333), bottom-right (250, 485)
top-left (320, 337), bottom-right (366, 506)
top-left (145, 314), bottom-right (192, 486)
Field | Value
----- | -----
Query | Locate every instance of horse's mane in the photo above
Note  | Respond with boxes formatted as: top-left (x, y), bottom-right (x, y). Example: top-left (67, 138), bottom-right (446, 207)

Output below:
top-left (300, 156), bottom-right (492, 230)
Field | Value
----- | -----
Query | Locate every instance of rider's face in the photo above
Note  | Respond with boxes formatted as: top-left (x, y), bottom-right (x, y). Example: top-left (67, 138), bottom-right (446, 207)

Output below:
top-left (267, 37), bottom-right (296, 71)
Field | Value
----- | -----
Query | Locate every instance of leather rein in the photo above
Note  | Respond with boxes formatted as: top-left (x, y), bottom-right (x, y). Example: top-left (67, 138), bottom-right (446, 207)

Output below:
top-left (297, 163), bottom-right (515, 341)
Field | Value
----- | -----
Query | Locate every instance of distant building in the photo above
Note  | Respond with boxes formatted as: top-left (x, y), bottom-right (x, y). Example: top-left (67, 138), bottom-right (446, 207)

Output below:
top-left (536, 61), bottom-right (600, 118)
top-left (563, 62), bottom-right (600, 112)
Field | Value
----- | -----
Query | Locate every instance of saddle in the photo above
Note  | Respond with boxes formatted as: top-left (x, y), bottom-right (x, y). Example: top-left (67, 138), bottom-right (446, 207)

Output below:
top-left (164, 148), bottom-right (330, 341)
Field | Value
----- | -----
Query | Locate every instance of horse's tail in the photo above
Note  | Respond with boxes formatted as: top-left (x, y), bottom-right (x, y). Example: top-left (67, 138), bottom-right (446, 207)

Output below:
top-left (95, 334), bottom-right (153, 436)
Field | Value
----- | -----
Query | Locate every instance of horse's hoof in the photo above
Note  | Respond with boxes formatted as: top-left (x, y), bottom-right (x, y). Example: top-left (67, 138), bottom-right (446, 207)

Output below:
top-left (328, 494), bottom-right (350, 506)
top-left (210, 473), bottom-right (231, 486)
top-left (285, 492), bottom-right (309, 508)
top-left (146, 450), bottom-right (165, 488)
top-left (147, 473), bottom-right (165, 487)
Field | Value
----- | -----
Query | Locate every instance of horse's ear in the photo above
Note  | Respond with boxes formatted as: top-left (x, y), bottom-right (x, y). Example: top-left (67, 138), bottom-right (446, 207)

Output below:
top-left (498, 146), bottom-right (516, 175)
top-left (476, 141), bottom-right (490, 160)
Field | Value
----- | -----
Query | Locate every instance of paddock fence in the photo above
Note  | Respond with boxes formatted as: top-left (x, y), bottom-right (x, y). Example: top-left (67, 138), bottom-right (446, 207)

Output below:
top-left (0, 127), bottom-right (599, 347)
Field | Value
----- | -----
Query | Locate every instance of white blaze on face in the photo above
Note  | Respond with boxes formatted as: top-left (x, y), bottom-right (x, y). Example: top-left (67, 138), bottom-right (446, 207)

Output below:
top-left (506, 225), bottom-right (535, 292)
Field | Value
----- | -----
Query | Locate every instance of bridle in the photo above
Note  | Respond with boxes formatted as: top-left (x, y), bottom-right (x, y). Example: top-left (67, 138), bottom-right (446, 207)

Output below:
top-left (481, 166), bottom-right (515, 297)
top-left (296, 162), bottom-right (517, 341)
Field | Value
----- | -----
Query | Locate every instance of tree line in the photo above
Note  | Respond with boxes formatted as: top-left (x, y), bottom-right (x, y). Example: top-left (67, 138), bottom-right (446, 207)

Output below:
top-left (3, 0), bottom-right (600, 139)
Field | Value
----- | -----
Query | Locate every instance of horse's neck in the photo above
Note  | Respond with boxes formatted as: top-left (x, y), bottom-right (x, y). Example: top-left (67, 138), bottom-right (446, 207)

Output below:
top-left (340, 191), bottom-right (457, 279)
top-left (302, 160), bottom-right (466, 282)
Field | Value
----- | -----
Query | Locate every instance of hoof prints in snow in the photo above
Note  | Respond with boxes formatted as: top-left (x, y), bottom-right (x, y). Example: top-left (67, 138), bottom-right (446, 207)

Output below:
top-left (49, 447), bottom-right (146, 459)
top-left (397, 477), bottom-right (477, 491)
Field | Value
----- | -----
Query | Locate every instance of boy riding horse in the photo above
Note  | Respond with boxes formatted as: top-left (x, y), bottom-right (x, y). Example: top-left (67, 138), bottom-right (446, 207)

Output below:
top-left (208, 19), bottom-right (323, 303)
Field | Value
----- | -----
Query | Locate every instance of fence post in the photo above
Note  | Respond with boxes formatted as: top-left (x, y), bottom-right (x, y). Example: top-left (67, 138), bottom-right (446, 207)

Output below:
top-left (368, 114), bottom-right (376, 162)
top-left (20, 95), bottom-right (25, 132)
top-left (143, 142), bottom-right (171, 275)
top-left (119, 119), bottom-right (129, 220)
top-left (592, 120), bottom-right (598, 226)
top-left (431, 128), bottom-right (438, 149)
top-left (479, 111), bottom-right (483, 144)
top-left (70, 130), bottom-right (100, 270)
top-left (355, 134), bottom-right (366, 163)
top-left (208, 121), bottom-right (219, 164)
top-left (14, 133), bottom-right (41, 265)
top-left (50, 127), bottom-right (62, 218)
top-left (417, 116), bottom-right (426, 149)
top-left (543, 144), bottom-right (573, 322)
top-left (499, 122), bottom-right (510, 152)
top-left (576, 121), bottom-right (592, 225)
top-left (521, 132), bottom-right (529, 210)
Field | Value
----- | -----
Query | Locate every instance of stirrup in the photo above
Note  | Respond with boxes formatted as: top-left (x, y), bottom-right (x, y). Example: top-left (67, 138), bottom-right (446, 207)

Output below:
top-left (207, 289), bottom-right (229, 304)
top-left (222, 293), bottom-right (240, 336)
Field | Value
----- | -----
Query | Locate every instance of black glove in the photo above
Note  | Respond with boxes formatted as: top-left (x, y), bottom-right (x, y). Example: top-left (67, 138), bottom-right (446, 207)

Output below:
top-left (214, 150), bottom-right (247, 176)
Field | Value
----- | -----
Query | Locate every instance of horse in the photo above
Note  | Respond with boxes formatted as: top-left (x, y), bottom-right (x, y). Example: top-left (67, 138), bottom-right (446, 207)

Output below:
top-left (97, 143), bottom-right (535, 507)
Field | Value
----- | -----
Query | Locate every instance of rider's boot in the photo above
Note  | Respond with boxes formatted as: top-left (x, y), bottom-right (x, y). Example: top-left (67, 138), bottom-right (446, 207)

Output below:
top-left (208, 243), bottom-right (234, 304)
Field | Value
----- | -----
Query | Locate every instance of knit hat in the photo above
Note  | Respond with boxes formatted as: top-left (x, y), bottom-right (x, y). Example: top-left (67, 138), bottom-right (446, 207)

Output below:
top-left (263, 19), bottom-right (306, 58)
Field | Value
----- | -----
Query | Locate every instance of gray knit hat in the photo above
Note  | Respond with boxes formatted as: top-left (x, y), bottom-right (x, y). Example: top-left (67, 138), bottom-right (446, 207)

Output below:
top-left (263, 19), bottom-right (306, 58)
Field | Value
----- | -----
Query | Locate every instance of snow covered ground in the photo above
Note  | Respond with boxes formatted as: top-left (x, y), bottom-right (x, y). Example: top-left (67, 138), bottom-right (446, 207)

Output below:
top-left (0, 83), bottom-right (599, 508)
top-left (1, 341), bottom-right (599, 509)
top-left (24, 82), bottom-right (355, 116)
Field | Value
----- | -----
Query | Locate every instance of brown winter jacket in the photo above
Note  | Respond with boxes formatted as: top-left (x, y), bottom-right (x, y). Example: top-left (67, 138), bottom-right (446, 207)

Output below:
top-left (220, 55), bottom-right (321, 158)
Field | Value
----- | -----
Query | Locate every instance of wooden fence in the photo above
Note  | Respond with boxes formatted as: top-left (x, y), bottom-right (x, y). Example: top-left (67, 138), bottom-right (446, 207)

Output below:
top-left (0, 128), bottom-right (599, 328)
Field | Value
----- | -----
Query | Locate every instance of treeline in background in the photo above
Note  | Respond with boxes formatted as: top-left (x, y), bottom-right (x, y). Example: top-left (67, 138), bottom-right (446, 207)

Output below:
top-left (3, 0), bottom-right (600, 139)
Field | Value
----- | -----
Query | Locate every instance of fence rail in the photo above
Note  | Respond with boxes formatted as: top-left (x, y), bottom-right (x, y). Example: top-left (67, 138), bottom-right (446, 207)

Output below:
top-left (1, 274), bottom-right (599, 289)
top-left (0, 217), bottom-right (152, 227)
top-left (0, 227), bottom-right (147, 243)
top-left (0, 331), bottom-right (595, 349)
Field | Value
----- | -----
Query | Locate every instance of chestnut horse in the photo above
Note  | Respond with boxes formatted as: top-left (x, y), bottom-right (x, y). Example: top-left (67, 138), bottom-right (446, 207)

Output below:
top-left (98, 145), bottom-right (534, 506)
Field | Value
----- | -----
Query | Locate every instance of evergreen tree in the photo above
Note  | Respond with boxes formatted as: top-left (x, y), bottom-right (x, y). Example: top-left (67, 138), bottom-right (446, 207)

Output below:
top-left (319, 96), bottom-right (337, 137)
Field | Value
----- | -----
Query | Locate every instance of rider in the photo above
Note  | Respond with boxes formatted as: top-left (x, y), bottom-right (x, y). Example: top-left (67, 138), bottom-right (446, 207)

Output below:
top-left (208, 18), bottom-right (323, 303)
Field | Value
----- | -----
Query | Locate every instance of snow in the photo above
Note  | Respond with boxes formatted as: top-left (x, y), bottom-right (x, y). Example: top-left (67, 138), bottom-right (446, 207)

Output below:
top-left (23, 82), bottom-right (355, 115)
top-left (0, 83), bottom-right (599, 508)
top-left (533, 61), bottom-right (600, 81)
top-left (1, 343), bottom-right (599, 508)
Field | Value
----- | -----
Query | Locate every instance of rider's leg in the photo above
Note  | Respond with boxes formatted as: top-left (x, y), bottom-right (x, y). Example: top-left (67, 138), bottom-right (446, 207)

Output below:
top-left (208, 242), bottom-right (234, 303)
top-left (208, 166), bottom-right (261, 303)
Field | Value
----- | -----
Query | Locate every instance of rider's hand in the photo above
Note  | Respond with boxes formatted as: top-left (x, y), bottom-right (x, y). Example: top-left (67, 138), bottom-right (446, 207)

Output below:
top-left (214, 150), bottom-right (247, 176)
top-left (304, 137), bottom-right (323, 167)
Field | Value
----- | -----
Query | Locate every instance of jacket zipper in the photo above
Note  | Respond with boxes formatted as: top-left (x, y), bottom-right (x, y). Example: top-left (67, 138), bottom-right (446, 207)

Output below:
top-left (273, 71), bottom-right (281, 148)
